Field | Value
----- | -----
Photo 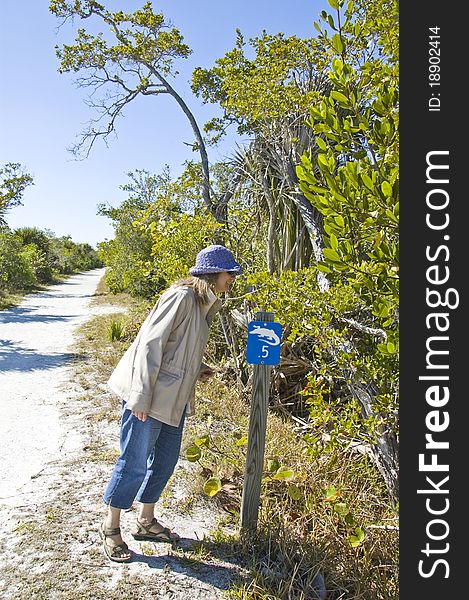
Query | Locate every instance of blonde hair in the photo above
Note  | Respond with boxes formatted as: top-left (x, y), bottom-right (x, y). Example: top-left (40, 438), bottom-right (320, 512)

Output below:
top-left (171, 274), bottom-right (219, 306)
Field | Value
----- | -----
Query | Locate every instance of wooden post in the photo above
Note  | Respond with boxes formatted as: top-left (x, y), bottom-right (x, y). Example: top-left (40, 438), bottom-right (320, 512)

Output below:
top-left (240, 310), bottom-right (274, 531)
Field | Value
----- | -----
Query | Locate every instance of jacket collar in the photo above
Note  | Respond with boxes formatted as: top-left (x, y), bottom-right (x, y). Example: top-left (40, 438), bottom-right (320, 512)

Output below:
top-left (206, 297), bottom-right (223, 325)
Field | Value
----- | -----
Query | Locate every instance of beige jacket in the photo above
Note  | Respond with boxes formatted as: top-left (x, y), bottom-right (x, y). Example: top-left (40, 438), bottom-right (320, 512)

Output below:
top-left (107, 286), bottom-right (222, 426)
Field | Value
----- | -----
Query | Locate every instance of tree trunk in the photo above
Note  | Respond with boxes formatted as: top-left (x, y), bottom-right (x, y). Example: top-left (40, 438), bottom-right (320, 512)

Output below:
top-left (146, 66), bottom-right (221, 223)
top-left (260, 175), bottom-right (277, 275)
top-left (351, 383), bottom-right (399, 504)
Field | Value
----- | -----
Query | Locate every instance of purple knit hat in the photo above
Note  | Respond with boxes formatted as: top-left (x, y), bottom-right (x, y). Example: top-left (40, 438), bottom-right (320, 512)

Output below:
top-left (189, 245), bottom-right (243, 276)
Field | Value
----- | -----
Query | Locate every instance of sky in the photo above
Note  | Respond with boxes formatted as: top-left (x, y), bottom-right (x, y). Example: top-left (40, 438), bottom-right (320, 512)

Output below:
top-left (1, 0), bottom-right (329, 249)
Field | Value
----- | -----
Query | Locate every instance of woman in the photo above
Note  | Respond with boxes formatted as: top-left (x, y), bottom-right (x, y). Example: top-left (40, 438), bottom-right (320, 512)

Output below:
top-left (99, 244), bottom-right (243, 562)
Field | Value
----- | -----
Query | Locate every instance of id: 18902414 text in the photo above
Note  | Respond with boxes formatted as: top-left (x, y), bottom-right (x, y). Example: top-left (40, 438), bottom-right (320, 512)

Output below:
top-left (428, 26), bottom-right (441, 112)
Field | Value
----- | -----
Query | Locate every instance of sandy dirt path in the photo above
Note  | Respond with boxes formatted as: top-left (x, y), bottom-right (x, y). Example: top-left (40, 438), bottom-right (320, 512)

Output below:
top-left (0, 269), bottom-right (108, 505)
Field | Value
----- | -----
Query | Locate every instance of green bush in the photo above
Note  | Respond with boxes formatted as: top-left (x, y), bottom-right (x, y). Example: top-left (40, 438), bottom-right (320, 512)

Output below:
top-left (0, 230), bottom-right (36, 291)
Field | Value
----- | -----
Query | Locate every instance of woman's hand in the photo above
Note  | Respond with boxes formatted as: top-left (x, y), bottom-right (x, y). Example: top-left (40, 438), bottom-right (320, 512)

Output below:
top-left (198, 366), bottom-right (215, 383)
top-left (132, 410), bottom-right (148, 422)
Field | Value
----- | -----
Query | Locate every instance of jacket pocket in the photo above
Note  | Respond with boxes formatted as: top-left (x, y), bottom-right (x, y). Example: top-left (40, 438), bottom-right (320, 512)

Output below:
top-left (158, 362), bottom-right (186, 383)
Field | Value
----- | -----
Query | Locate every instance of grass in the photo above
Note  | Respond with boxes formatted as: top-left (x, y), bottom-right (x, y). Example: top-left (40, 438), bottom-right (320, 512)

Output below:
top-left (0, 291), bottom-right (25, 310)
top-left (0, 285), bottom-right (45, 310)
top-left (108, 319), bottom-right (125, 341)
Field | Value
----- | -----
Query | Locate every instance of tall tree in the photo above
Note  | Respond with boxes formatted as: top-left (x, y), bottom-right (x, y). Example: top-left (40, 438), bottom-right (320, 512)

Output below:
top-left (192, 31), bottom-right (333, 270)
top-left (49, 0), bottom-right (223, 223)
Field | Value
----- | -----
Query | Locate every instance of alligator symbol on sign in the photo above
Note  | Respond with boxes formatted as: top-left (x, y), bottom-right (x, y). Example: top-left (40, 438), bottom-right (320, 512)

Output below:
top-left (250, 325), bottom-right (281, 346)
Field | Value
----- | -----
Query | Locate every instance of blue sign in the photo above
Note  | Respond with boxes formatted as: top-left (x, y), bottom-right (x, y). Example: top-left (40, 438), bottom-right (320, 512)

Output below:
top-left (246, 320), bottom-right (282, 365)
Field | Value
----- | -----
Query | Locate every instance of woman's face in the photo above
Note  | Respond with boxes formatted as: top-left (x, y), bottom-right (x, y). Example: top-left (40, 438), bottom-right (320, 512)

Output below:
top-left (214, 271), bottom-right (237, 293)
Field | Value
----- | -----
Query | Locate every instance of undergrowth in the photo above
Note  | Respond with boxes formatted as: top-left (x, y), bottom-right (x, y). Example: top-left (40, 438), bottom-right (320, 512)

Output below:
top-left (83, 279), bottom-right (399, 599)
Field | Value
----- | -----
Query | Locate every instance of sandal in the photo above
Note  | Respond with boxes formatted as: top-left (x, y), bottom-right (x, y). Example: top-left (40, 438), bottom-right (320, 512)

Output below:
top-left (132, 517), bottom-right (180, 543)
top-left (99, 523), bottom-right (132, 563)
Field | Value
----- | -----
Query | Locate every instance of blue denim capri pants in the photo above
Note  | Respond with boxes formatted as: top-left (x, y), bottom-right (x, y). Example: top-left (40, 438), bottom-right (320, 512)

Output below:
top-left (103, 403), bottom-right (186, 509)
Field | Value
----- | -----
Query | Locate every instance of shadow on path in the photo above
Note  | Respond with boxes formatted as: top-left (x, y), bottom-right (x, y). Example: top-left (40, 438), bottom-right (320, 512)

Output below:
top-left (0, 307), bottom-right (72, 325)
top-left (128, 539), bottom-right (246, 592)
top-left (0, 341), bottom-right (85, 373)
top-left (32, 293), bottom-right (95, 300)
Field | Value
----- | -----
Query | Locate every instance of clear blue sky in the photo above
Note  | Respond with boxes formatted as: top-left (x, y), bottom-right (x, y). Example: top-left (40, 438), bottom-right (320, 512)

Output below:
top-left (1, 0), bottom-right (329, 248)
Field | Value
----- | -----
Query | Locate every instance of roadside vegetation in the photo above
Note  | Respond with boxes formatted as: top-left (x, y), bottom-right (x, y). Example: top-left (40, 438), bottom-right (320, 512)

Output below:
top-left (0, 164), bottom-right (103, 309)
top-left (0, 221), bottom-right (103, 309)
top-left (79, 278), bottom-right (398, 599)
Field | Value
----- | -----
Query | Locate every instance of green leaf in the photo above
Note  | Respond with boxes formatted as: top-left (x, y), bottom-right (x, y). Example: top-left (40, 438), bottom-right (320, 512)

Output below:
top-left (328, 0), bottom-right (340, 9)
top-left (381, 181), bottom-right (393, 197)
top-left (372, 299), bottom-right (390, 318)
top-left (330, 90), bottom-right (349, 105)
top-left (385, 208), bottom-right (399, 223)
top-left (316, 137), bottom-right (327, 151)
top-left (299, 169), bottom-right (318, 186)
top-left (334, 214), bottom-right (345, 227)
top-left (194, 435), bottom-right (210, 447)
top-left (334, 502), bottom-right (349, 516)
top-left (204, 477), bottom-right (222, 497)
top-left (323, 247), bottom-right (341, 262)
top-left (273, 468), bottom-right (295, 480)
top-left (322, 485), bottom-right (340, 502)
top-left (354, 150), bottom-right (368, 159)
top-left (347, 527), bottom-right (365, 548)
top-left (360, 172), bottom-right (374, 191)
top-left (332, 57), bottom-right (343, 72)
top-left (332, 33), bottom-right (344, 54)
top-left (268, 458), bottom-right (281, 472)
top-left (318, 153), bottom-right (330, 170)
top-left (316, 263), bottom-right (332, 273)
top-left (235, 435), bottom-right (248, 446)
top-left (185, 445), bottom-right (202, 462)
top-left (287, 484), bottom-right (302, 501)
top-left (329, 233), bottom-right (339, 250)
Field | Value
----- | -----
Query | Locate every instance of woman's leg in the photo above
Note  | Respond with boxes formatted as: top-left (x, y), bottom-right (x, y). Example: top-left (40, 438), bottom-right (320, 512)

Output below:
top-left (101, 505), bottom-right (131, 561)
top-left (103, 407), bottom-right (163, 509)
top-left (101, 407), bottom-right (163, 557)
top-left (136, 410), bottom-right (186, 505)
top-left (134, 411), bottom-right (186, 536)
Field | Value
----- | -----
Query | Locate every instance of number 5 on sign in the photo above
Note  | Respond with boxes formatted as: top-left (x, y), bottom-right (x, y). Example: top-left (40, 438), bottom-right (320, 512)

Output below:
top-left (246, 321), bottom-right (282, 365)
